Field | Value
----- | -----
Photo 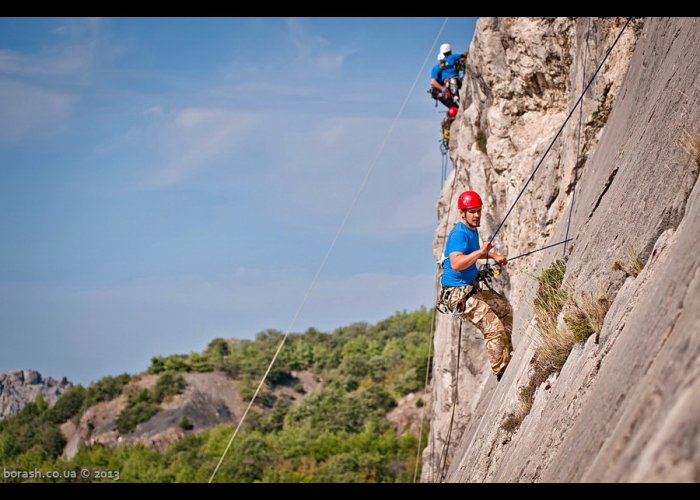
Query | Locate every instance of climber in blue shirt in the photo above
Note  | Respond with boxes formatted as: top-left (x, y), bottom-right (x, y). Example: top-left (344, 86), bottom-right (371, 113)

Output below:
top-left (429, 54), bottom-right (456, 108)
top-left (438, 190), bottom-right (513, 381)
top-left (437, 43), bottom-right (468, 106)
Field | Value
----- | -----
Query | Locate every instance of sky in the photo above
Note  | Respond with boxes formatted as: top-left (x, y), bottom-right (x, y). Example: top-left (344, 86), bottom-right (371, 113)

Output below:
top-left (0, 17), bottom-right (477, 385)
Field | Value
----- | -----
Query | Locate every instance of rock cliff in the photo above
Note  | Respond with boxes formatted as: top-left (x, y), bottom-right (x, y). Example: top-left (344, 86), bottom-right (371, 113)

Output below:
top-left (0, 369), bottom-right (72, 419)
top-left (423, 17), bottom-right (700, 482)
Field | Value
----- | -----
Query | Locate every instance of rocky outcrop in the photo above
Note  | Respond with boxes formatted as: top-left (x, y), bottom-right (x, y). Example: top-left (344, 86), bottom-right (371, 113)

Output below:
top-left (424, 17), bottom-right (700, 482)
top-left (61, 369), bottom-right (320, 459)
top-left (0, 369), bottom-right (72, 419)
top-left (386, 389), bottom-right (431, 436)
top-left (62, 372), bottom-right (245, 459)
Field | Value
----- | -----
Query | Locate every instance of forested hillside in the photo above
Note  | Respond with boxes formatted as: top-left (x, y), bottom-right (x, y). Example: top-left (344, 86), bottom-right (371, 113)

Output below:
top-left (1, 309), bottom-right (432, 482)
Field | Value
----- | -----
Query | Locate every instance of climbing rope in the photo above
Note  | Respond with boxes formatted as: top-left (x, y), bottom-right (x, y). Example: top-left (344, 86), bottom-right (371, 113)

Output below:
top-left (414, 104), bottom-right (474, 481)
top-left (488, 17), bottom-right (633, 246)
top-left (508, 238), bottom-right (572, 263)
top-left (440, 144), bottom-right (449, 189)
top-left (564, 17), bottom-right (592, 256)
top-left (412, 307), bottom-right (435, 483)
top-left (414, 141), bottom-right (462, 483)
top-left (208, 17), bottom-right (451, 484)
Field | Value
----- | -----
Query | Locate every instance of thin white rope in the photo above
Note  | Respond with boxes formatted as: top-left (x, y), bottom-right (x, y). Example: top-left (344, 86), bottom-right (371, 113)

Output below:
top-left (209, 17), bottom-right (451, 483)
top-left (412, 308), bottom-right (436, 483)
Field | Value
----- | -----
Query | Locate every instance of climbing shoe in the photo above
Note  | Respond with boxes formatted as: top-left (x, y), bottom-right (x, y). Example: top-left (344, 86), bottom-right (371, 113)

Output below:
top-left (495, 362), bottom-right (508, 382)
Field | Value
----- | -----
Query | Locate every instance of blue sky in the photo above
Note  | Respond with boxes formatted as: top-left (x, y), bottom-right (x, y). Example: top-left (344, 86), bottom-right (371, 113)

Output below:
top-left (0, 17), bottom-right (476, 385)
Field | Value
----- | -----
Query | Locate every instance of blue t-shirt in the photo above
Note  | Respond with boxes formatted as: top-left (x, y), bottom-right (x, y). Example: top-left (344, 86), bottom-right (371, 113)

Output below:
top-left (440, 53), bottom-right (463, 80)
top-left (431, 64), bottom-right (443, 84)
top-left (441, 222), bottom-right (480, 286)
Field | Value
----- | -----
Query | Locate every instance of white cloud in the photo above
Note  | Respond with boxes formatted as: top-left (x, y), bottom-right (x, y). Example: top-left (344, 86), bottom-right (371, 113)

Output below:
top-left (137, 107), bottom-right (263, 190)
top-left (0, 19), bottom-right (100, 84)
top-left (0, 18), bottom-right (102, 142)
top-left (51, 18), bottom-right (101, 40)
top-left (0, 46), bottom-right (92, 81)
top-left (0, 79), bottom-right (74, 143)
top-left (287, 18), bottom-right (355, 77)
top-left (144, 106), bottom-right (163, 117)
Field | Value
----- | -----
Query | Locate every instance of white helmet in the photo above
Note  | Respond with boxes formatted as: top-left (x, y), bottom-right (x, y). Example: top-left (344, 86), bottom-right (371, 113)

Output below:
top-left (440, 43), bottom-right (452, 55)
top-left (437, 53), bottom-right (445, 62)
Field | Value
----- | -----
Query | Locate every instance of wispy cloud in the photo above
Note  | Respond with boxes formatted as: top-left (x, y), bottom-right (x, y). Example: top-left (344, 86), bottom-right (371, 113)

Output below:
top-left (0, 18), bottom-right (101, 84)
top-left (0, 79), bottom-right (74, 143)
top-left (0, 18), bottom-right (103, 142)
top-left (0, 44), bottom-right (95, 83)
top-left (287, 18), bottom-right (355, 77)
top-left (137, 107), bottom-right (262, 190)
top-left (51, 17), bottom-right (101, 40)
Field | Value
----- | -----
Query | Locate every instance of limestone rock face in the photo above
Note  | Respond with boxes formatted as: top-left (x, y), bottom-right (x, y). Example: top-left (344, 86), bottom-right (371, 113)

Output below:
top-left (0, 369), bottom-right (72, 419)
top-left (424, 17), bottom-right (700, 482)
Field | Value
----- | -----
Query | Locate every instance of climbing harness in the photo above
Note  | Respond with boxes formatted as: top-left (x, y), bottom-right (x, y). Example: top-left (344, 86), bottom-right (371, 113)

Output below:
top-left (429, 86), bottom-right (459, 110)
top-left (436, 283), bottom-right (477, 316)
top-left (435, 260), bottom-right (501, 315)
top-left (443, 77), bottom-right (461, 106)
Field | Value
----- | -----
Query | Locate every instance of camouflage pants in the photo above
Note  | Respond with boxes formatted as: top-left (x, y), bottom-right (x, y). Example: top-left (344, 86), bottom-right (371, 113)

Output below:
top-left (440, 286), bottom-right (513, 375)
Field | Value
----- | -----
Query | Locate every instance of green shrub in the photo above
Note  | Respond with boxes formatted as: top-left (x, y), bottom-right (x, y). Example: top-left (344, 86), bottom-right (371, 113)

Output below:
top-left (149, 354), bottom-right (191, 374)
top-left (565, 310), bottom-right (594, 343)
top-left (178, 416), bottom-right (194, 431)
top-left (152, 373), bottom-right (187, 403)
top-left (46, 386), bottom-right (86, 423)
top-left (507, 259), bottom-right (610, 434)
top-left (188, 352), bottom-right (214, 372)
top-left (83, 374), bottom-right (131, 409)
top-left (116, 390), bottom-right (159, 434)
top-left (476, 129), bottom-right (487, 154)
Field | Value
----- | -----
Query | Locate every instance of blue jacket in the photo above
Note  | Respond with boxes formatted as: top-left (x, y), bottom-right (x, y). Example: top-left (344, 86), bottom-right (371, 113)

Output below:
top-left (439, 53), bottom-right (463, 80)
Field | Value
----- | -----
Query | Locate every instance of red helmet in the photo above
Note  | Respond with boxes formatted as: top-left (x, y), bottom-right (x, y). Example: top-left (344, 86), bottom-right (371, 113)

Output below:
top-left (447, 106), bottom-right (458, 118)
top-left (457, 190), bottom-right (483, 210)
